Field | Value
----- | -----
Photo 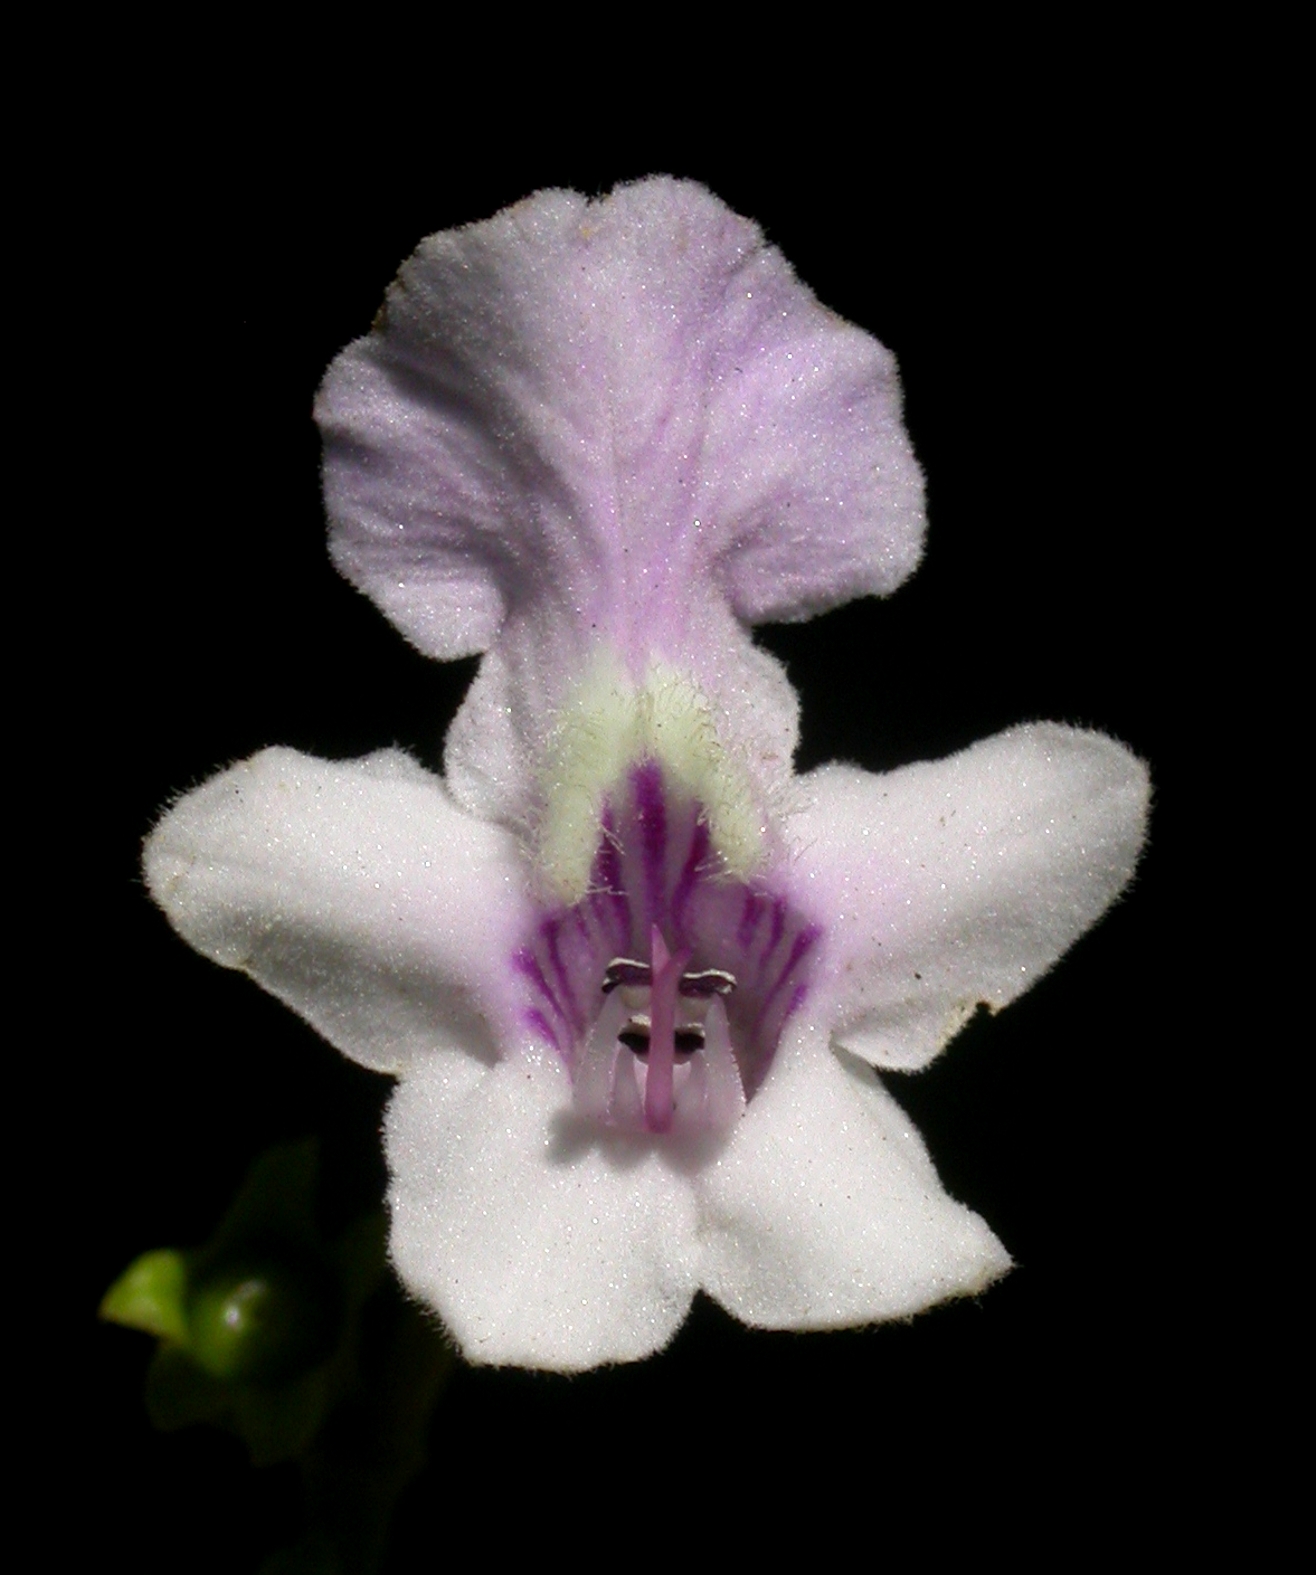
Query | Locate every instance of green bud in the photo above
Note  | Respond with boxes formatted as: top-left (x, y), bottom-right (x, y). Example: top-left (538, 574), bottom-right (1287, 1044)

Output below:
top-left (186, 1256), bottom-right (341, 1383)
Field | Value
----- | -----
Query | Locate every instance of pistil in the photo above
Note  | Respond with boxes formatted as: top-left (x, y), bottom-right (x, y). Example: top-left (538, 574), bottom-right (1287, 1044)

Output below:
top-left (644, 925), bottom-right (691, 1133)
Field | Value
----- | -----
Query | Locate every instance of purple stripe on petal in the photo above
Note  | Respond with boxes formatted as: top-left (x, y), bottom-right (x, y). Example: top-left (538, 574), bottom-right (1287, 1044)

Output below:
top-left (632, 760), bottom-right (668, 924)
top-left (510, 948), bottom-right (539, 983)
top-left (525, 1007), bottom-right (561, 1054)
top-left (767, 896), bottom-right (787, 959)
top-left (737, 891), bottom-right (764, 950)
top-left (671, 815), bottom-right (709, 928)
top-left (758, 925), bottom-right (819, 1018)
top-left (514, 949), bottom-right (570, 1032)
top-left (544, 919), bottom-right (584, 1037)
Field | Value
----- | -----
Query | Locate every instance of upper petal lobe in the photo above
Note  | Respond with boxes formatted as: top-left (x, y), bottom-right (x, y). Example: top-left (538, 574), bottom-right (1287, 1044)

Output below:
top-left (316, 179), bottom-right (926, 838)
top-left (316, 177), bottom-right (925, 667)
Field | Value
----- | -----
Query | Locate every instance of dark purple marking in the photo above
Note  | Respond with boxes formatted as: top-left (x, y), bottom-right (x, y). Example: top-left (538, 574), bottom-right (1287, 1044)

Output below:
top-left (753, 925), bottom-right (821, 1032)
top-left (513, 949), bottom-right (569, 1032)
top-left (524, 1007), bottom-right (561, 1053)
top-left (670, 815), bottom-right (709, 927)
top-left (775, 924), bottom-right (818, 996)
top-left (737, 891), bottom-right (764, 951)
top-left (543, 919), bottom-right (583, 1037)
top-left (766, 896), bottom-right (787, 959)
top-left (633, 759), bottom-right (669, 921)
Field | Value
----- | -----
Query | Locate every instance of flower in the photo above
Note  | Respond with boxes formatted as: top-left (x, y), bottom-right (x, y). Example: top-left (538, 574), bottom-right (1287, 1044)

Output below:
top-left (145, 178), bottom-right (1149, 1372)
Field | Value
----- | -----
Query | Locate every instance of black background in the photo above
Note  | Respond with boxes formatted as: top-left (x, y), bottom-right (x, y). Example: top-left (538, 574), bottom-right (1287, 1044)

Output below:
top-left (66, 82), bottom-right (1210, 1564)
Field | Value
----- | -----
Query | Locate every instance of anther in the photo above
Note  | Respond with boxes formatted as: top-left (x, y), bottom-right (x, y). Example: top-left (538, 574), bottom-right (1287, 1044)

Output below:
top-left (602, 958), bottom-right (651, 993)
top-left (678, 968), bottom-right (736, 998)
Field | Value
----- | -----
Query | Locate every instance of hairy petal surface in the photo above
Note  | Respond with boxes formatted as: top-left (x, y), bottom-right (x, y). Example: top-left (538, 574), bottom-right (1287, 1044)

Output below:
top-left (387, 1047), bottom-right (701, 1370)
top-left (318, 177), bottom-right (924, 660)
top-left (789, 723), bottom-right (1150, 1072)
top-left (698, 1027), bottom-right (1010, 1327)
top-left (144, 749), bottom-right (533, 1074)
top-left (142, 176), bottom-right (1153, 1374)
top-left (437, 592), bottom-right (803, 838)
top-left (316, 177), bottom-right (923, 829)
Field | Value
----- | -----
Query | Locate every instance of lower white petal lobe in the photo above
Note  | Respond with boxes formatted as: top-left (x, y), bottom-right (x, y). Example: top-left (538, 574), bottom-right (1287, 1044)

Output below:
top-left (387, 1046), bottom-right (700, 1371)
top-left (697, 1022), bottom-right (1011, 1328)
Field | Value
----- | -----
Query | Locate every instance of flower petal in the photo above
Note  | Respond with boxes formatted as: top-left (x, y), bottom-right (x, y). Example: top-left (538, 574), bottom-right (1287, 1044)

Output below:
top-left (316, 178), bottom-right (922, 828)
top-left (386, 1046), bottom-right (700, 1370)
top-left (436, 598), bottom-right (802, 838)
top-left (697, 1030), bottom-right (1010, 1327)
top-left (317, 177), bottom-right (924, 663)
top-left (143, 748), bottom-right (533, 1074)
top-left (790, 723), bottom-right (1150, 1071)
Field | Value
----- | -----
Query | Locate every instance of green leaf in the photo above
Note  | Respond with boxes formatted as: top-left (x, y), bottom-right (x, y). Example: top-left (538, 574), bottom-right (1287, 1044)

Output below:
top-left (231, 1367), bottom-right (335, 1467)
top-left (203, 1139), bottom-right (322, 1264)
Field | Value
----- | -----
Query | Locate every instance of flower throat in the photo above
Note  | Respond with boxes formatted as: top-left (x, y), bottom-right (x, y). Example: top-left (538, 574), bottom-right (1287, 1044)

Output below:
top-left (515, 755), bottom-right (819, 1136)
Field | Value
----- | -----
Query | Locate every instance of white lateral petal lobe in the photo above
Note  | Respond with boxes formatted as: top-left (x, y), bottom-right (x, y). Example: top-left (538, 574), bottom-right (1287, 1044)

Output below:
top-left (144, 748), bottom-right (532, 1074)
top-left (790, 723), bottom-right (1150, 1072)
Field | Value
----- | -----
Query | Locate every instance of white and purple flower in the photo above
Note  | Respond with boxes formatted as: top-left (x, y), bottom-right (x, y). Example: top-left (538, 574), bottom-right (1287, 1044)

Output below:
top-left (145, 178), bottom-right (1149, 1371)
